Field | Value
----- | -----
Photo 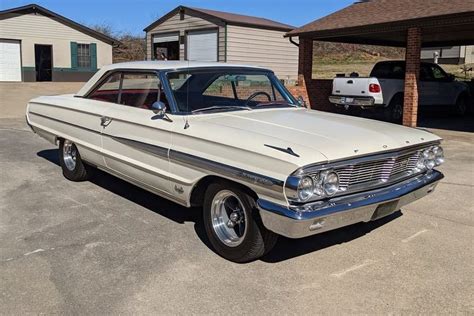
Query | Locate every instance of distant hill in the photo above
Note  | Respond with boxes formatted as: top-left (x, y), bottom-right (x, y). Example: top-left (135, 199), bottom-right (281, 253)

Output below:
top-left (313, 41), bottom-right (405, 64)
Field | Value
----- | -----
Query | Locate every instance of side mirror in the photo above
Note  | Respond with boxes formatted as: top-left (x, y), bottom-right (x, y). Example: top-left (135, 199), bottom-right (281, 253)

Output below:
top-left (151, 101), bottom-right (166, 118)
top-left (297, 96), bottom-right (306, 107)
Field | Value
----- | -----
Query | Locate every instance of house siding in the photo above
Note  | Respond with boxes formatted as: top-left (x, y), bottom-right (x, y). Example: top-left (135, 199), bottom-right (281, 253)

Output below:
top-left (226, 25), bottom-right (298, 82)
top-left (421, 45), bottom-right (474, 64)
top-left (146, 12), bottom-right (225, 61)
top-left (0, 12), bottom-right (112, 81)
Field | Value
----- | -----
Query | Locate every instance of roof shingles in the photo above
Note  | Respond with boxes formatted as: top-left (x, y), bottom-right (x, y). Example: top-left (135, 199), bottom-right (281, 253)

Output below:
top-left (287, 0), bottom-right (474, 36)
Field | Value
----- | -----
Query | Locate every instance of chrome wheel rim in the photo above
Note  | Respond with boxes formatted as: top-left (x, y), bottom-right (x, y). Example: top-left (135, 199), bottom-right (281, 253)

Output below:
top-left (211, 190), bottom-right (247, 247)
top-left (63, 140), bottom-right (77, 171)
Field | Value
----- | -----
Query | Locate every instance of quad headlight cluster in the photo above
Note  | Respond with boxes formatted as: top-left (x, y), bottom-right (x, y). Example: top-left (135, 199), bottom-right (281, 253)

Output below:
top-left (416, 145), bottom-right (444, 172)
top-left (295, 170), bottom-right (340, 202)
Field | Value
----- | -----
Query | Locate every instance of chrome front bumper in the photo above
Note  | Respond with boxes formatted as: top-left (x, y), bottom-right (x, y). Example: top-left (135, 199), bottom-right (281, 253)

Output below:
top-left (257, 171), bottom-right (444, 239)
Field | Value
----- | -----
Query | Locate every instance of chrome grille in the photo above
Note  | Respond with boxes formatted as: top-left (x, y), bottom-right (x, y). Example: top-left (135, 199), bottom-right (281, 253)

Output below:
top-left (336, 150), bottom-right (421, 191)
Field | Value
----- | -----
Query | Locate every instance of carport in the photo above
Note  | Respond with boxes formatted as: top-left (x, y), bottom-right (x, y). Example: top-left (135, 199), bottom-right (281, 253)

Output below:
top-left (286, 0), bottom-right (474, 127)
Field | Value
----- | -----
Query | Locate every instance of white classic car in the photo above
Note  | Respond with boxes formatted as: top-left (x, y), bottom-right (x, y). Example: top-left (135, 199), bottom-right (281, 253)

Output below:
top-left (26, 61), bottom-right (445, 262)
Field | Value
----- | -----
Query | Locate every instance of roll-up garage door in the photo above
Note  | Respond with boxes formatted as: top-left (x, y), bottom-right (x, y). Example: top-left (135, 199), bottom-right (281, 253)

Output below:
top-left (186, 29), bottom-right (218, 62)
top-left (0, 40), bottom-right (21, 82)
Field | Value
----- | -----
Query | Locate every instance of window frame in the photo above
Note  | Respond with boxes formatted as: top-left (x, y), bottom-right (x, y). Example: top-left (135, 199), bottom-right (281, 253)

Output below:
top-left (85, 69), bottom-right (169, 109)
top-left (77, 43), bottom-right (91, 69)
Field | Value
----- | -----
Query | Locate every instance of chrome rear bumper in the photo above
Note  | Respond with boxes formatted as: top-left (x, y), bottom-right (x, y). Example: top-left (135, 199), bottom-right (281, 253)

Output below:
top-left (257, 171), bottom-right (443, 239)
top-left (329, 95), bottom-right (378, 107)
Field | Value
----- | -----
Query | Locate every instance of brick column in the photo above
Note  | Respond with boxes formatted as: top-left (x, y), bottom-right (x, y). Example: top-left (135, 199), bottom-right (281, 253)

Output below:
top-left (403, 27), bottom-right (422, 127)
top-left (297, 37), bottom-right (313, 108)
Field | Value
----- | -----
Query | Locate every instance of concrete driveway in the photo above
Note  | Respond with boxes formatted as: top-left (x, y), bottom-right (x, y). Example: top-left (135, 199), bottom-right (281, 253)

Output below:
top-left (1, 115), bottom-right (473, 313)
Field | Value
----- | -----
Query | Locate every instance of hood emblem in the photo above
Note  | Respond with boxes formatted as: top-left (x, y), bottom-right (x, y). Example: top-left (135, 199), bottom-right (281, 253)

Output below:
top-left (264, 144), bottom-right (300, 157)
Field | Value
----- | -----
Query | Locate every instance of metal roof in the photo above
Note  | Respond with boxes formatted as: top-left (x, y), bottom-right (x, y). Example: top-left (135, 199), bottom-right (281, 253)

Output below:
top-left (0, 3), bottom-right (119, 45)
top-left (144, 5), bottom-right (294, 32)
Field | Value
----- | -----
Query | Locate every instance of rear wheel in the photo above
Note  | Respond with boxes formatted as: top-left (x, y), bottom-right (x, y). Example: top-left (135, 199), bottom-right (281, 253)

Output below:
top-left (203, 182), bottom-right (278, 262)
top-left (454, 95), bottom-right (468, 116)
top-left (384, 95), bottom-right (404, 123)
top-left (59, 139), bottom-right (90, 181)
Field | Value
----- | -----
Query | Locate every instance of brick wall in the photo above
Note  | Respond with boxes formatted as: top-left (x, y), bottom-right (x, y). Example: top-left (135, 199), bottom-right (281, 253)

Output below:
top-left (288, 37), bottom-right (340, 113)
top-left (403, 27), bottom-right (422, 127)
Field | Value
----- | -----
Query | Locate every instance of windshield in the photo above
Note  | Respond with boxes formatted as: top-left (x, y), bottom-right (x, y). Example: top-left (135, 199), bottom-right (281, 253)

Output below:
top-left (166, 69), bottom-right (298, 113)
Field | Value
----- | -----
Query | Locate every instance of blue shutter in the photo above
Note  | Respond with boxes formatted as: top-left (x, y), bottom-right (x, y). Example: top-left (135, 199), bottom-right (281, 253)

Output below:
top-left (70, 42), bottom-right (78, 69)
top-left (90, 43), bottom-right (97, 71)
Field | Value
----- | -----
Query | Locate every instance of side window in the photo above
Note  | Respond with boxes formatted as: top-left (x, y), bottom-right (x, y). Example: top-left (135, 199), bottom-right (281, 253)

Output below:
top-left (88, 72), bottom-right (121, 103)
top-left (120, 73), bottom-right (163, 110)
top-left (431, 65), bottom-right (448, 81)
top-left (420, 65), bottom-right (434, 81)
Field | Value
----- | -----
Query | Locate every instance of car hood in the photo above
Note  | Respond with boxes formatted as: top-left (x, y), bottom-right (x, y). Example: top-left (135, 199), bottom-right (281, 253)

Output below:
top-left (198, 108), bottom-right (441, 163)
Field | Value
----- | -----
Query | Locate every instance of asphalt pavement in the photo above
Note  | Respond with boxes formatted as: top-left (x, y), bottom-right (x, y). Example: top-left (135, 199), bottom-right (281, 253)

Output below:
top-left (0, 117), bottom-right (473, 314)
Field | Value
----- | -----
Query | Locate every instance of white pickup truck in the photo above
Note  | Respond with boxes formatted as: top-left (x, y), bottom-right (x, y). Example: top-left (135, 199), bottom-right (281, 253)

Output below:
top-left (329, 61), bottom-right (470, 122)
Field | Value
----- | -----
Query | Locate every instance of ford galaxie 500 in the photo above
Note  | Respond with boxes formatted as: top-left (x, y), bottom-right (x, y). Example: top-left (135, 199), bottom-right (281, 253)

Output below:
top-left (26, 61), bottom-right (444, 262)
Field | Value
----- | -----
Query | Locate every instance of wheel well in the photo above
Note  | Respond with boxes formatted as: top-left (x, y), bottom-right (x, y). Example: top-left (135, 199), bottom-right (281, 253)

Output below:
top-left (189, 175), bottom-right (258, 207)
top-left (388, 92), bottom-right (404, 106)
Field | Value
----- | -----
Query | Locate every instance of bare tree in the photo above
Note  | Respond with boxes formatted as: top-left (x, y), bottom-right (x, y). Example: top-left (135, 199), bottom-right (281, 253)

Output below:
top-left (90, 24), bottom-right (146, 63)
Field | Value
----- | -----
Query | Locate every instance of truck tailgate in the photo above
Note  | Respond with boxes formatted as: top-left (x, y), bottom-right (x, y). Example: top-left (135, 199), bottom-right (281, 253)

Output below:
top-left (330, 77), bottom-right (383, 106)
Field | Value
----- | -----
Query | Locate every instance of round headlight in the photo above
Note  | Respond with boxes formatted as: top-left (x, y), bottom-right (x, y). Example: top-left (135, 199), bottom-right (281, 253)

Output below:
top-left (322, 171), bottom-right (340, 196)
top-left (423, 149), bottom-right (436, 170)
top-left (297, 176), bottom-right (314, 202)
top-left (432, 146), bottom-right (444, 166)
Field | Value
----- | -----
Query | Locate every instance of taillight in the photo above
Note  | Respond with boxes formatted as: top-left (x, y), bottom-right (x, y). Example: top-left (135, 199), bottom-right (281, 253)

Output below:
top-left (369, 83), bottom-right (381, 93)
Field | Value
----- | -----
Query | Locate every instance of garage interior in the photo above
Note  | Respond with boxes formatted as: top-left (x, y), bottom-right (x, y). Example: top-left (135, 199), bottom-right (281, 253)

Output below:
top-left (286, 0), bottom-right (474, 128)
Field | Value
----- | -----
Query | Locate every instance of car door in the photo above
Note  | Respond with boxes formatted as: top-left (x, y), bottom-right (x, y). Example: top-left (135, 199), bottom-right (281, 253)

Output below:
top-left (419, 63), bottom-right (440, 106)
top-left (100, 71), bottom-right (174, 196)
top-left (430, 64), bottom-right (456, 105)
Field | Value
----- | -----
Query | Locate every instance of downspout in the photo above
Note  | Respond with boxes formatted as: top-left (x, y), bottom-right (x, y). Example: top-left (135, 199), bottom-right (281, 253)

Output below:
top-left (289, 36), bottom-right (299, 47)
top-left (224, 23), bottom-right (228, 62)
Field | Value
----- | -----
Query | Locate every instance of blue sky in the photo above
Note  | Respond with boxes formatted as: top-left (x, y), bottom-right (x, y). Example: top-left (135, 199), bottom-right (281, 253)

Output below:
top-left (0, 0), bottom-right (354, 35)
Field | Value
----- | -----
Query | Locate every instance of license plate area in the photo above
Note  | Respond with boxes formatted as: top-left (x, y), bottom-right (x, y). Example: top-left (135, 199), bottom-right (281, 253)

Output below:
top-left (371, 200), bottom-right (399, 220)
top-left (341, 97), bottom-right (354, 104)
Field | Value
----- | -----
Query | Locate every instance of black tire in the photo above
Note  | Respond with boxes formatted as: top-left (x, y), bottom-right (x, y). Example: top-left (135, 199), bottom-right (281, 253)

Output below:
top-left (203, 181), bottom-right (278, 263)
top-left (454, 95), bottom-right (468, 116)
top-left (59, 139), bottom-right (90, 181)
top-left (384, 95), bottom-right (404, 123)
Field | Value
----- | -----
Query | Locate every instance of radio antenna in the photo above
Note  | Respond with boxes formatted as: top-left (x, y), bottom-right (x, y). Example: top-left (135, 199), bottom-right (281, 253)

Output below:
top-left (184, 59), bottom-right (190, 129)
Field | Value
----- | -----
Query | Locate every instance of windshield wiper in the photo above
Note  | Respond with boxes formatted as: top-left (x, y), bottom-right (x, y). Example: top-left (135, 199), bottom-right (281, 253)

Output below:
top-left (192, 105), bottom-right (252, 114)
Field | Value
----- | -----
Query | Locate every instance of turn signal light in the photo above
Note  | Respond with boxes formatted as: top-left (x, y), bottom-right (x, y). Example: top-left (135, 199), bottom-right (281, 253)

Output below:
top-left (369, 83), bottom-right (381, 93)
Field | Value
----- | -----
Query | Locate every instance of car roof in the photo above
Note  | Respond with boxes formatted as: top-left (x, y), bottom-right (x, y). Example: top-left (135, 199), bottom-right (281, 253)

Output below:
top-left (76, 61), bottom-right (272, 96)
top-left (100, 61), bottom-right (270, 71)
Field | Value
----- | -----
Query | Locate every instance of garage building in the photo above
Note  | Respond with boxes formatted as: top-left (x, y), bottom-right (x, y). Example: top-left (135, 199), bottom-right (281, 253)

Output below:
top-left (144, 6), bottom-right (298, 82)
top-left (0, 4), bottom-right (117, 82)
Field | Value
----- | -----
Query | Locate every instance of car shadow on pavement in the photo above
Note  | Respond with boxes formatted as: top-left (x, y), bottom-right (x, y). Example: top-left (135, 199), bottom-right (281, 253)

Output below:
top-left (261, 211), bottom-right (402, 263)
top-left (38, 148), bottom-right (403, 263)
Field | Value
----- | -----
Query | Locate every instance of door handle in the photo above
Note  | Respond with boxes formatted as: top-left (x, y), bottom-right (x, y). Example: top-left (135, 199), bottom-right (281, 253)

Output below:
top-left (100, 116), bottom-right (112, 127)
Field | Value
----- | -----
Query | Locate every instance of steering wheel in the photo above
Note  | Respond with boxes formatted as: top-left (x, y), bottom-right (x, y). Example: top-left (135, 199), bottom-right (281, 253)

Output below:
top-left (244, 91), bottom-right (272, 106)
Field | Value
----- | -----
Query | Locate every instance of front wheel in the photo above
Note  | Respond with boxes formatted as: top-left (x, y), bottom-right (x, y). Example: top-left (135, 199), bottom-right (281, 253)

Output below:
top-left (203, 182), bottom-right (278, 262)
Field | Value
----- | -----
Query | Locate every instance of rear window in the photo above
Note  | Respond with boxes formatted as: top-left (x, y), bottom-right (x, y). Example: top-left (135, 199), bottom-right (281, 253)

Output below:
top-left (370, 62), bottom-right (405, 79)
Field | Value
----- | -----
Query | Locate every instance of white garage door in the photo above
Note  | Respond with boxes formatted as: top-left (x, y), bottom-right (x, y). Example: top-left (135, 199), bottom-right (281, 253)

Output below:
top-left (0, 40), bottom-right (22, 82)
top-left (187, 30), bottom-right (218, 62)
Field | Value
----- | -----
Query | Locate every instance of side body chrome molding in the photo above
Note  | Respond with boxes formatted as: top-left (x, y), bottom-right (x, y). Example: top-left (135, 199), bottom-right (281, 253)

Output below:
top-left (28, 111), bottom-right (285, 196)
